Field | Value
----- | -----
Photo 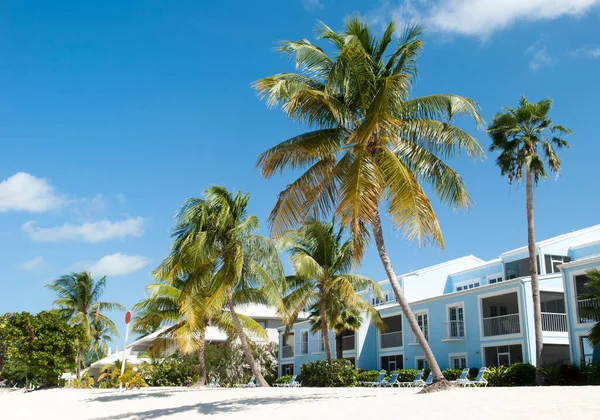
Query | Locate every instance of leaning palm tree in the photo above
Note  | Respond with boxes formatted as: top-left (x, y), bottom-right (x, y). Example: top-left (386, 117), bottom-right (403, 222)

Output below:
top-left (47, 272), bottom-right (124, 377)
top-left (168, 186), bottom-right (286, 387)
top-left (254, 17), bottom-right (484, 385)
top-left (279, 219), bottom-right (382, 362)
top-left (577, 269), bottom-right (600, 349)
top-left (488, 96), bottom-right (571, 382)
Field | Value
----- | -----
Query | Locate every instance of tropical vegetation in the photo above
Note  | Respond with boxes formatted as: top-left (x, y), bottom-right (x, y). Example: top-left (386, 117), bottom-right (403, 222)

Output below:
top-left (488, 96), bottom-right (571, 383)
top-left (254, 16), bottom-right (484, 384)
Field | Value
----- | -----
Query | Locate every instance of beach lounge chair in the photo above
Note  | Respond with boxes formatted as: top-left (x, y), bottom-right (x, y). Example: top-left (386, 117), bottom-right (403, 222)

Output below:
top-left (414, 372), bottom-right (433, 387)
top-left (396, 370), bottom-right (424, 387)
top-left (362, 370), bottom-right (386, 387)
top-left (462, 367), bottom-right (487, 387)
top-left (0, 380), bottom-right (7, 388)
top-left (275, 375), bottom-right (299, 387)
top-left (243, 376), bottom-right (257, 388)
top-left (207, 378), bottom-right (220, 388)
top-left (451, 368), bottom-right (470, 385)
top-left (382, 372), bottom-right (400, 387)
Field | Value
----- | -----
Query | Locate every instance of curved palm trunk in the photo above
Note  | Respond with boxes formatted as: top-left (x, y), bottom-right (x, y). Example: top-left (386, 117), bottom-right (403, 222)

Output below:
top-left (76, 352), bottom-right (81, 379)
top-left (319, 284), bottom-right (333, 363)
top-left (226, 290), bottom-right (269, 387)
top-left (335, 332), bottom-right (343, 359)
top-left (372, 209), bottom-right (445, 383)
top-left (196, 326), bottom-right (207, 386)
top-left (527, 169), bottom-right (544, 384)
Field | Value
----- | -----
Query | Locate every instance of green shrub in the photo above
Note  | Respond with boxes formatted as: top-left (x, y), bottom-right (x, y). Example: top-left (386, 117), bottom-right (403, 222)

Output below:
top-left (468, 367), bottom-right (480, 381)
top-left (274, 375), bottom-right (294, 384)
top-left (300, 359), bottom-right (357, 387)
top-left (140, 353), bottom-right (198, 387)
top-left (484, 366), bottom-right (508, 387)
top-left (356, 370), bottom-right (381, 383)
top-left (69, 377), bottom-right (94, 388)
top-left (539, 365), bottom-right (566, 385)
top-left (504, 363), bottom-right (536, 386)
top-left (441, 368), bottom-right (463, 381)
top-left (392, 369), bottom-right (419, 382)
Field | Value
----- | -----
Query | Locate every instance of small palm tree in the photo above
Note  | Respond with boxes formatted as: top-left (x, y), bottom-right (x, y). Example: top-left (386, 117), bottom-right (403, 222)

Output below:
top-left (164, 186), bottom-right (286, 387)
top-left (580, 268), bottom-right (600, 348)
top-left (488, 96), bottom-right (571, 382)
top-left (279, 219), bottom-right (382, 362)
top-left (255, 17), bottom-right (484, 384)
top-left (47, 272), bottom-right (124, 377)
top-left (89, 319), bottom-right (113, 361)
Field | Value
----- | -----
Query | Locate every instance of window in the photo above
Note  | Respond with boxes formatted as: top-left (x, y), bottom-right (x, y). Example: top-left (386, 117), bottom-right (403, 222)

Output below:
top-left (489, 305), bottom-right (507, 318)
top-left (580, 336), bottom-right (594, 363)
top-left (505, 257), bottom-right (540, 279)
top-left (416, 357), bottom-right (429, 370)
top-left (447, 305), bottom-right (465, 338)
top-left (484, 344), bottom-right (523, 366)
top-left (257, 320), bottom-right (267, 328)
top-left (416, 313), bottom-right (429, 341)
top-left (545, 255), bottom-right (571, 274)
top-left (281, 363), bottom-right (294, 376)
top-left (455, 280), bottom-right (481, 292)
top-left (450, 355), bottom-right (467, 369)
top-left (488, 275), bottom-right (503, 284)
top-left (282, 333), bottom-right (294, 358)
top-left (381, 354), bottom-right (404, 371)
top-left (380, 315), bottom-right (403, 348)
top-left (299, 331), bottom-right (309, 355)
top-left (341, 330), bottom-right (355, 351)
top-left (313, 331), bottom-right (325, 353)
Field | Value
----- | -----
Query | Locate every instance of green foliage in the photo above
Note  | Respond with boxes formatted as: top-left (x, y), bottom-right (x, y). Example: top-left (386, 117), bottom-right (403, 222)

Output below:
top-left (539, 365), bottom-right (566, 386)
top-left (140, 352), bottom-right (199, 387)
top-left (0, 311), bottom-right (85, 387)
top-left (468, 367), bottom-right (480, 380)
top-left (69, 376), bottom-right (94, 388)
top-left (97, 360), bottom-right (147, 389)
top-left (504, 363), bottom-right (536, 386)
top-left (300, 359), bottom-right (357, 387)
top-left (484, 366), bottom-right (509, 387)
top-left (391, 369), bottom-right (419, 383)
top-left (356, 370), bottom-right (382, 383)
top-left (579, 268), bottom-right (600, 347)
top-left (274, 375), bottom-right (294, 384)
top-left (441, 368), bottom-right (463, 381)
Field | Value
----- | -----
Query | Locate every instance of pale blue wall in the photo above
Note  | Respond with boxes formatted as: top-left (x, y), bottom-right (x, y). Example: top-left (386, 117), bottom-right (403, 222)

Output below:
top-left (443, 262), bottom-right (504, 294)
top-left (569, 243), bottom-right (600, 260)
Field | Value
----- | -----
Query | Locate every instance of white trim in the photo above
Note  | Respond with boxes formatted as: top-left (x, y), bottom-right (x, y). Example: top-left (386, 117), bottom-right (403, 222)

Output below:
top-left (575, 331), bottom-right (594, 363)
top-left (414, 356), bottom-right (429, 370)
top-left (570, 239), bottom-right (600, 251)
top-left (486, 273), bottom-right (504, 285)
top-left (480, 339), bottom-right (526, 366)
top-left (477, 287), bottom-right (524, 341)
top-left (444, 301), bottom-right (466, 341)
top-left (559, 254), bottom-right (600, 271)
top-left (378, 352), bottom-right (405, 371)
top-left (408, 309), bottom-right (430, 345)
top-left (448, 258), bottom-right (502, 277)
top-left (454, 278), bottom-right (482, 292)
top-left (448, 352), bottom-right (469, 369)
top-left (568, 267), bottom-right (600, 329)
top-left (501, 225), bottom-right (600, 258)
top-left (377, 313), bottom-right (404, 352)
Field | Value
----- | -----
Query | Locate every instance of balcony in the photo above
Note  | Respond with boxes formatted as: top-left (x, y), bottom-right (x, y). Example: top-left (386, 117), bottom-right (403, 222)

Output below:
top-left (541, 312), bottom-right (568, 332)
top-left (443, 321), bottom-right (466, 340)
top-left (577, 299), bottom-right (600, 324)
top-left (281, 345), bottom-right (294, 359)
top-left (483, 313), bottom-right (520, 337)
top-left (380, 331), bottom-right (403, 348)
top-left (342, 335), bottom-right (356, 351)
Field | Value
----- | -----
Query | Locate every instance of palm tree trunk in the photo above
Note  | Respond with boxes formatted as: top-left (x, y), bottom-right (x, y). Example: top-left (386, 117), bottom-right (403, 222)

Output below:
top-left (319, 284), bottom-right (333, 363)
top-left (226, 290), bottom-right (269, 387)
top-left (335, 332), bottom-right (343, 359)
top-left (76, 352), bottom-right (81, 379)
top-left (372, 209), bottom-right (445, 384)
top-left (526, 169), bottom-right (544, 384)
top-left (196, 326), bottom-right (207, 386)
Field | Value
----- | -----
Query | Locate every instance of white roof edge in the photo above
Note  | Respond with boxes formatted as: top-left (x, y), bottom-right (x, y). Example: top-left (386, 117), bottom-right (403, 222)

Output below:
top-left (559, 254), bottom-right (600, 271)
top-left (377, 255), bottom-right (484, 285)
top-left (446, 258), bottom-right (502, 277)
top-left (502, 224), bottom-right (600, 258)
top-left (569, 239), bottom-right (600, 251)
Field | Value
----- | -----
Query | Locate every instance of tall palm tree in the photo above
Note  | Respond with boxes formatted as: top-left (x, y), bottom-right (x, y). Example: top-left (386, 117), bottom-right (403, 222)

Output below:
top-left (167, 186), bottom-right (285, 387)
top-left (254, 17), bottom-right (484, 384)
top-left (488, 96), bottom-right (571, 382)
top-left (279, 219), bottom-right (382, 362)
top-left (47, 272), bottom-right (124, 377)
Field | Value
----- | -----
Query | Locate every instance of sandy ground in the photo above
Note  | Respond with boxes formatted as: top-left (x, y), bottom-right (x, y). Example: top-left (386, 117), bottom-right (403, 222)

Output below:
top-left (1, 386), bottom-right (599, 420)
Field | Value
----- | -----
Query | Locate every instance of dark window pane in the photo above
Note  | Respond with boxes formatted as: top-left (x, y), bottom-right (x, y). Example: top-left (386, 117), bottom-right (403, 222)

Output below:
top-left (510, 345), bottom-right (523, 364)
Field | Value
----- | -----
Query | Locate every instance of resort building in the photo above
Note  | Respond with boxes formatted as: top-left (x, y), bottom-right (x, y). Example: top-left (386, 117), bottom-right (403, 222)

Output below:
top-left (278, 225), bottom-right (600, 375)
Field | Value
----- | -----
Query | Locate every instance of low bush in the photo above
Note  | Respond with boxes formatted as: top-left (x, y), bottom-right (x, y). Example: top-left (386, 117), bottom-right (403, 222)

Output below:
top-left (484, 366), bottom-right (508, 387)
top-left (504, 363), bottom-right (536, 386)
top-left (68, 377), bottom-right (94, 389)
top-left (300, 359), bottom-right (357, 387)
top-left (356, 370), bottom-right (382, 383)
top-left (468, 367), bottom-right (480, 381)
top-left (441, 368), bottom-right (463, 381)
top-left (539, 365), bottom-right (566, 385)
top-left (274, 375), bottom-right (295, 384)
top-left (392, 369), bottom-right (419, 383)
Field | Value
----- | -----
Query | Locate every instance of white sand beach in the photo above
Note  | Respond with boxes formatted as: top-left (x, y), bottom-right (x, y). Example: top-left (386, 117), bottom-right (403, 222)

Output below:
top-left (1, 386), bottom-right (599, 420)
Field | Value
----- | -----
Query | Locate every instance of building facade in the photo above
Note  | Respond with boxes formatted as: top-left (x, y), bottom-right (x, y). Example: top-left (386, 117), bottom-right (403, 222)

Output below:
top-left (278, 225), bottom-right (600, 376)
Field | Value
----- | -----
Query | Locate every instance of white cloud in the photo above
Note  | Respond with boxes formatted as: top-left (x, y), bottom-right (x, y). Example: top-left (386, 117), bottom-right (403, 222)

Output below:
top-left (85, 253), bottom-right (150, 277)
top-left (22, 217), bottom-right (145, 243)
top-left (573, 46), bottom-right (600, 57)
top-left (0, 172), bottom-right (64, 212)
top-left (303, 0), bottom-right (324, 11)
top-left (527, 36), bottom-right (557, 71)
top-left (116, 192), bottom-right (127, 204)
top-left (384, 0), bottom-right (600, 37)
top-left (19, 256), bottom-right (45, 271)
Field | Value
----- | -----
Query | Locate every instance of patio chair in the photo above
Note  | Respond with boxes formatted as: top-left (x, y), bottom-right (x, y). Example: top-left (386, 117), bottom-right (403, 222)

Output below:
top-left (382, 372), bottom-right (400, 387)
top-left (207, 379), bottom-right (215, 387)
top-left (396, 370), bottom-right (424, 387)
top-left (462, 367), bottom-right (487, 387)
top-left (274, 375), bottom-right (298, 387)
top-left (362, 370), bottom-right (386, 387)
top-left (243, 376), bottom-right (257, 388)
top-left (414, 372), bottom-right (433, 387)
top-left (451, 368), bottom-right (470, 385)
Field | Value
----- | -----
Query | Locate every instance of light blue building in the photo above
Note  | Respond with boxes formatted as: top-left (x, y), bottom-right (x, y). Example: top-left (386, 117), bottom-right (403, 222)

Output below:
top-left (278, 225), bottom-right (600, 376)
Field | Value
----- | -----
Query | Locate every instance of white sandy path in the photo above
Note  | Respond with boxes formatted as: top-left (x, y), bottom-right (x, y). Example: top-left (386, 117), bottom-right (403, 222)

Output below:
top-left (1, 386), bottom-right (599, 420)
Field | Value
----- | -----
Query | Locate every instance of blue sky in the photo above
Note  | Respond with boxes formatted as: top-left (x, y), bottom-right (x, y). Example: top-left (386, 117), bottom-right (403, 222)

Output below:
top-left (1, 0), bottom-right (599, 338)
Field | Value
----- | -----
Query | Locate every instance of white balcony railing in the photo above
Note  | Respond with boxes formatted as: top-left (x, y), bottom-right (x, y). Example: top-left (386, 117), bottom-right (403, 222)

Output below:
top-left (577, 299), bottom-right (600, 323)
top-left (380, 331), bottom-right (403, 348)
top-left (541, 312), bottom-right (568, 332)
top-left (342, 335), bottom-right (356, 351)
top-left (281, 345), bottom-right (294, 358)
top-left (482, 313), bottom-right (520, 337)
top-left (373, 298), bottom-right (398, 307)
top-left (443, 321), bottom-right (466, 340)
